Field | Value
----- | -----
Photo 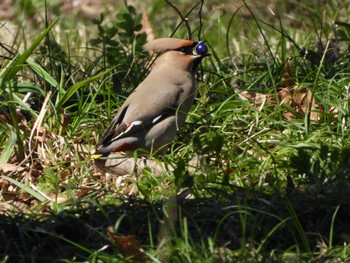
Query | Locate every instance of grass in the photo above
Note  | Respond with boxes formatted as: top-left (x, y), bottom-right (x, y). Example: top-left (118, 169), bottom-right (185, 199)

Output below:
top-left (1, 0), bottom-right (350, 261)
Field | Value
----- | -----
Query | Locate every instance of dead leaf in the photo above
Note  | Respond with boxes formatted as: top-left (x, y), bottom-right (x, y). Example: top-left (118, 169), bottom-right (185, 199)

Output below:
top-left (16, 109), bottom-right (28, 129)
top-left (107, 226), bottom-right (145, 261)
top-left (278, 60), bottom-right (319, 120)
top-left (281, 59), bottom-right (295, 88)
top-left (0, 109), bottom-right (28, 129)
top-left (0, 162), bottom-right (25, 174)
top-left (233, 87), bottom-right (275, 105)
top-left (278, 86), bottom-right (319, 120)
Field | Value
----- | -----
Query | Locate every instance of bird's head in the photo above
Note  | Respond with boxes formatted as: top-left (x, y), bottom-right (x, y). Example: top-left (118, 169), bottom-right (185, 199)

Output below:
top-left (143, 38), bottom-right (209, 72)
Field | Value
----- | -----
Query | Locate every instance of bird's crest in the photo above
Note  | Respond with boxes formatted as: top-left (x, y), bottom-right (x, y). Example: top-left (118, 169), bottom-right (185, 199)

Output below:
top-left (143, 38), bottom-right (196, 53)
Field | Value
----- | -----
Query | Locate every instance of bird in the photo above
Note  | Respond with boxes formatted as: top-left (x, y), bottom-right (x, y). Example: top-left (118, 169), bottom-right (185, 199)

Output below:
top-left (94, 37), bottom-right (209, 159)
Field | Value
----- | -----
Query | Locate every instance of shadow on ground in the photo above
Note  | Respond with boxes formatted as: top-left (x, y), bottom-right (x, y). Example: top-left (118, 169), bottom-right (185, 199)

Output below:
top-left (1, 185), bottom-right (350, 261)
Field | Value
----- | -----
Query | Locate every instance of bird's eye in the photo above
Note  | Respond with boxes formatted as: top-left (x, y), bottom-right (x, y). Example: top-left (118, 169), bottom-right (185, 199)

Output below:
top-left (179, 47), bottom-right (187, 53)
top-left (195, 42), bottom-right (208, 55)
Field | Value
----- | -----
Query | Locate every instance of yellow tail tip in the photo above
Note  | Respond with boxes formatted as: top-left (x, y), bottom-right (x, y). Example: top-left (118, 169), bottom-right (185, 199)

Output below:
top-left (91, 154), bottom-right (103, 159)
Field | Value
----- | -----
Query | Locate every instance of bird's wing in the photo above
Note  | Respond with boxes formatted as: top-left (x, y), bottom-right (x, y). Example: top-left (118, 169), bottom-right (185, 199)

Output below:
top-left (96, 85), bottom-right (184, 150)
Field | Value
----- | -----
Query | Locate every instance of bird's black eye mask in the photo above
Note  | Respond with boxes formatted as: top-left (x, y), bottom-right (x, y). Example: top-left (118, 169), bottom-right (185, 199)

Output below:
top-left (175, 44), bottom-right (197, 55)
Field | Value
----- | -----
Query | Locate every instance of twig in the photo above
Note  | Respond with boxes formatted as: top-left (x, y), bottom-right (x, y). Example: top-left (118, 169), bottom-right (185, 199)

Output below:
top-left (197, 0), bottom-right (204, 40)
top-left (164, 0), bottom-right (192, 39)
top-left (28, 91), bottom-right (52, 159)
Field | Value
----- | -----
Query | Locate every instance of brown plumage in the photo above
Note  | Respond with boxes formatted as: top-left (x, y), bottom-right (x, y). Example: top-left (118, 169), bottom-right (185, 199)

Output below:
top-left (95, 38), bottom-right (209, 155)
top-left (143, 38), bottom-right (195, 53)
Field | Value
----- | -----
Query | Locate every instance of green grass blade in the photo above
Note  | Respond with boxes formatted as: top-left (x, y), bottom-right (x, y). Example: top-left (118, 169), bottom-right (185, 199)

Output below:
top-left (1, 175), bottom-right (49, 202)
top-left (55, 68), bottom-right (113, 111)
top-left (4, 87), bottom-right (39, 118)
top-left (16, 82), bottom-right (45, 96)
top-left (27, 59), bottom-right (59, 88)
top-left (284, 197), bottom-right (311, 254)
top-left (0, 126), bottom-right (17, 162)
top-left (0, 54), bottom-right (19, 88)
top-left (329, 205), bottom-right (340, 249)
top-left (256, 217), bottom-right (289, 253)
top-left (0, 17), bottom-right (60, 84)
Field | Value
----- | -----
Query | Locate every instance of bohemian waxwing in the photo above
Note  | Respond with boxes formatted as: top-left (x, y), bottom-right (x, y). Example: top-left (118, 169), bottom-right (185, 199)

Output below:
top-left (94, 38), bottom-right (209, 156)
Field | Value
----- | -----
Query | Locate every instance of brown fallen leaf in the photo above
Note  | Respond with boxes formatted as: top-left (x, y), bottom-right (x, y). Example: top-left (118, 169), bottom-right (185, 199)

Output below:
top-left (234, 59), bottom-right (320, 121)
top-left (0, 162), bottom-right (25, 174)
top-left (278, 86), bottom-right (319, 121)
top-left (278, 59), bottom-right (319, 120)
top-left (107, 226), bottom-right (145, 261)
top-left (0, 109), bottom-right (28, 129)
top-left (281, 59), bottom-right (295, 88)
top-left (233, 87), bottom-right (276, 105)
